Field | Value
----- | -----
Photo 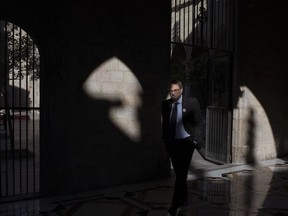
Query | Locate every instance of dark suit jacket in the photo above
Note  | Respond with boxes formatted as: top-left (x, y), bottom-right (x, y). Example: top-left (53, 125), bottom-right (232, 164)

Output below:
top-left (161, 96), bottom-right (203, 145)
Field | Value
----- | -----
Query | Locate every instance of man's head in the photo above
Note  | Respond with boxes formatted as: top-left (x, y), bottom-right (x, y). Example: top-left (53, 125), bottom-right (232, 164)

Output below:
top-left (168, 79), bottom-right (183, 102)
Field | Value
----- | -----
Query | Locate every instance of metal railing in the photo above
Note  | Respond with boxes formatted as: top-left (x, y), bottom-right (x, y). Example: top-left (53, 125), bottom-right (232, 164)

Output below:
top-left (205, 106), bottom-right (230, 164)
top-left (0, 20), bottom-right (40, 198)
top-left (171, 0), bottom-right (235, 52)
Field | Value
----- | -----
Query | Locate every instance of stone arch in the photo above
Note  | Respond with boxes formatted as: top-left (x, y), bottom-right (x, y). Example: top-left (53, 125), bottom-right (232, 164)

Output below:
top-left (0, 2), bottom-right (61, 196)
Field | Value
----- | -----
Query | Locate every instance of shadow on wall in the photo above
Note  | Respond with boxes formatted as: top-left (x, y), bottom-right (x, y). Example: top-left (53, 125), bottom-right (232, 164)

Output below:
top-left (246, 108), bottom-right (256, 164)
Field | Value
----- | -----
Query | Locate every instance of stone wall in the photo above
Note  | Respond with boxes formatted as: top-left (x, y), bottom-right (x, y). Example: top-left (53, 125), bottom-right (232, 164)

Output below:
top-left (1, 0), bottom-right (171, 195)
top-left (232, 0), bottom-right (288, 163)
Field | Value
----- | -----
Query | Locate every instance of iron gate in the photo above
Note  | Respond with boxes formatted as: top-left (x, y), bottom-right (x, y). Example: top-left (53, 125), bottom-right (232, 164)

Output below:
top-left (205, 54), bottom-right (232, 164)
top-left (0, 20), bottom-right (40, 198)
top-left (171, 0), bottom-right (236, 163)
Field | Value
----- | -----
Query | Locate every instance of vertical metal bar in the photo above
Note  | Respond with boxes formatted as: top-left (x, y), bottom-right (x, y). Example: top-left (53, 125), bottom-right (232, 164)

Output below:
top-left (219, 0), bottom-right (223, 50)
top-left (2, 21), bottom-right (6, 197)
top-left (213, 108), bottom-right (216, 158)
top-left (200, 0), bottom-right (204, 47)
top-left (221, 108), bottom-right (224, 161)
top-left (224, 0), bottom-right (227, 50)
top-left (6, 21), bottom-right (15, 196)
top-left (211, 108), bottom-right (214, 157)
top-left (220, 108), bottom-right (224, 160)
top-left (182, 0), bottom-right (184, 43)
top-left (210, 0), bottom-right (214, 49)
top-left (210, 108), bottom-right (213, 157)
top-left (216, 0), bottom-right (219, 49)
top-left (1, 20), bottom-right (3, 197)
top-left (195, 0), bottom-right (199, 45)
top-left (207, 114), bottom-right (209, 157)
top-left (227, 0), bottom-right (231, 50)
top-left (220, 0), bottom-right (224, 49)
top-left (11, 23), bottom-right (16, 196)
top-left (181, 0), bottom-right (183, 43)
top-left (3, 20), bottom-right (9, 197)
top-left (216, 108), bottom-right (219, 160)
top-left (228, 0), bottom-right (232, 51)
top-left (218, 0), bottom-right (221, 49)
top-left (175, 0), bottom-right (178, 42)
top-left (174, 0), bottom-right (177, 42)
top-left (216, 108), bottom-right (219, 158)
top-left (192, 1), bottom-right (195, 45)
top-left (19, 27), bottom-right (23, 194)
top-left (216, 108), bottom-right (223, 160)
top-left (185, 0), bottom-right (187, 43)
top-left (205, 107), bottom-right (208, 155)
top-left (228, 54), bottom-right (233, 162)
top-left (0, 21), bottom-right (2, 197)
top-left (0, 20), bottom-right (3, 197)
top-left (232, 0), bottom-right (235, 51)
top-left (25, 33), bottom-right (29, 193)
top-left (32, 43), bottom-right (36, 192)
top-left (219, 109), bottom-right (222, 160)
top-left (205, 0), bottom-right (208, 47)
top-left (187, 0), bottom-right (190, 44)
top-left (217, 109), bottom-right (219, 159)
top-left (170, 0), bottom-right (172, 42)
top-left (181, 0), bottom-right (183, 42)
top-left (227, 0), bottom-right (230, 50)
top-left (214, 109), bottom-right (217, 158)
top-left (179, 0), bottom-right (185, 43)
top-left (225, 108), bottom-right (228, 161)
top-left (218, 109), bottom-right (221, 160)
top-left (214, 0), bottom-right (217, 49)
top-left (171, 0), bottom-right (173, 42)
top-left (207, 108), bottom-right (210, 157)
top-left (177, 0), bottom-right (181, 42)
top-left (215, 0), bottom-right (218, 49)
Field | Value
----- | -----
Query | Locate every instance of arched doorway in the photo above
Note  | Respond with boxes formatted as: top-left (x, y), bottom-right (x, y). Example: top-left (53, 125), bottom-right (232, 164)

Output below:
top-left (170, 0), bottom-right (236, 164)
top-left (0, 20), bottom-right (40, 197)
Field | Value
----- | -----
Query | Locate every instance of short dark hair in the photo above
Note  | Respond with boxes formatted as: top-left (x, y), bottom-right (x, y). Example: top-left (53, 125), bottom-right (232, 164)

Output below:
top-left (168, 79), bottom-right (183, 89)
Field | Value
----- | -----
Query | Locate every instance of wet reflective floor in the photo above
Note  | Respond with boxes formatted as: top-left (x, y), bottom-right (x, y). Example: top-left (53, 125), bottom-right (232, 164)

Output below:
top-left (1, 156), bottom-right (288, 216)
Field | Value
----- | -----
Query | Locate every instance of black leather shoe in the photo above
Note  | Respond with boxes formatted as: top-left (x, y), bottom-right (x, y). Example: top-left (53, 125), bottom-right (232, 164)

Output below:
top-left (178, 200), bottom-right (188, 207)
top-left (168, 206), bottom-right (178, 216)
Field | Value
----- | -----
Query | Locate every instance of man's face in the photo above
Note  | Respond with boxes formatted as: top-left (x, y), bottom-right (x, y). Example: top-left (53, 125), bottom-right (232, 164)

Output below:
top-left (169, 84), bottom-right (183, 102)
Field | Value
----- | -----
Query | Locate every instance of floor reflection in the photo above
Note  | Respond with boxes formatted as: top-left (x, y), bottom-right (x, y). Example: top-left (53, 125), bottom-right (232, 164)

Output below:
top-left (0, 159), bottom-right (288, 216)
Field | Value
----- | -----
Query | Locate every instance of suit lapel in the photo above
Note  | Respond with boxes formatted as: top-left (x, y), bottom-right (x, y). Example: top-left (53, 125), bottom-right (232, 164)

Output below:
top-left (182, 98), bottom-right (187, 112)
top-left (168, 99), bottom-right (173, 111)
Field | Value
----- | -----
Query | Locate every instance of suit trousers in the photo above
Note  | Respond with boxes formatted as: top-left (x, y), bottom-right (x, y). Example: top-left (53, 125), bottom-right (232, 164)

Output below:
top-left (166, 137), bottom-right (195, 207)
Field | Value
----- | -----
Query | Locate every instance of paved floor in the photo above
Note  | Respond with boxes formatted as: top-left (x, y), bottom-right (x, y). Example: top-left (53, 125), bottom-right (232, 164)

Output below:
top-left (0, 152), bottom-right (288, 216)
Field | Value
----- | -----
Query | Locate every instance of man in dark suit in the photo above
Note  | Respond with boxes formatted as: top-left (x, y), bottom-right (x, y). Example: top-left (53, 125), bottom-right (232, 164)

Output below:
top-left (161, 79), bottom-right (203, 216)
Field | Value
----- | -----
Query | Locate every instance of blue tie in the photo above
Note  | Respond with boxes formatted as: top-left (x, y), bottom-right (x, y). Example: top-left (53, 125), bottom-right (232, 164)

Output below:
top-left (169, 102), bottom-right (178, 139)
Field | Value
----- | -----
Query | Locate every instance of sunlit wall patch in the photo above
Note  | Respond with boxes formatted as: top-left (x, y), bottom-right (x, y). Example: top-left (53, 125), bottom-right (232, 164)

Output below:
top-left (83, 56), bottom-right (143, 142)
top-left (234, 86), bottom-right (276, 161)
